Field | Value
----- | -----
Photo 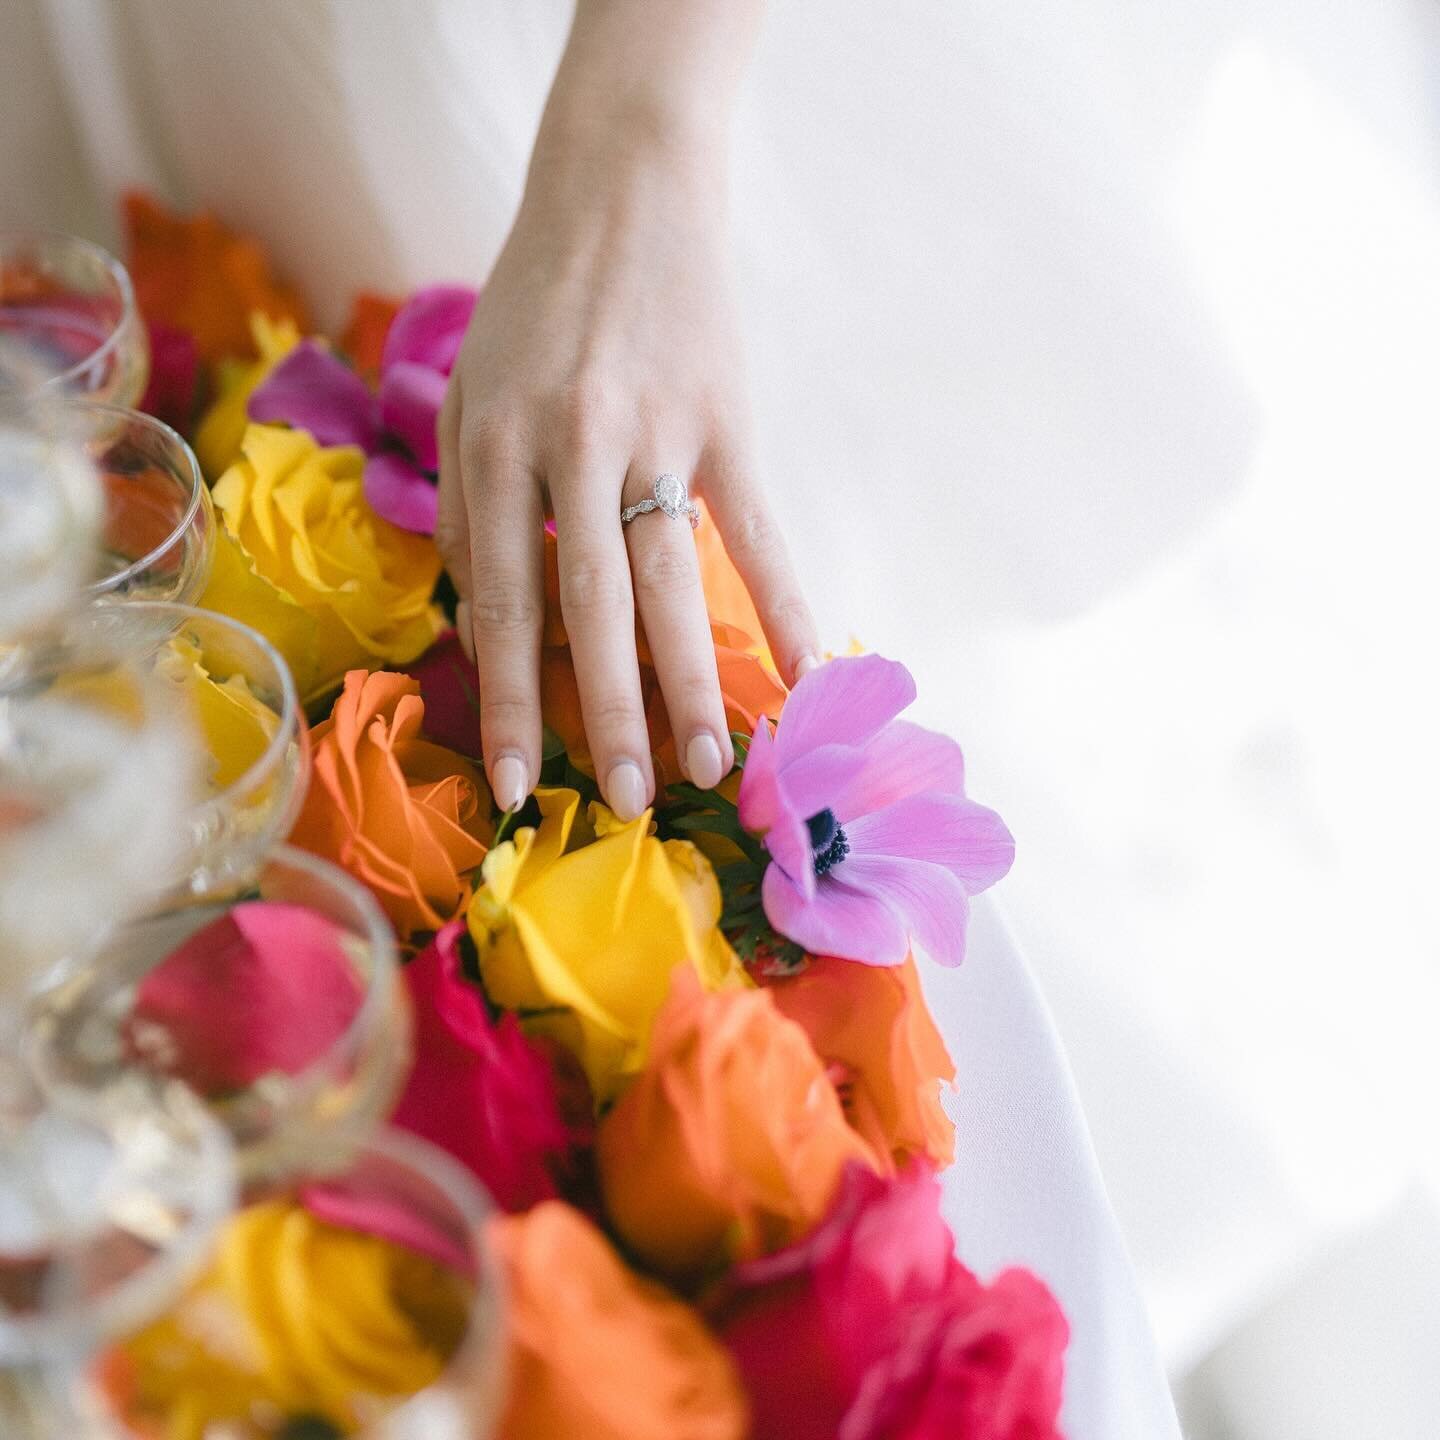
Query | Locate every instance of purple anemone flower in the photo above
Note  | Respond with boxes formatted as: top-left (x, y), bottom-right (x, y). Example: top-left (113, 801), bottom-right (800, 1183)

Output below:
top-left (737, 654), bottom-right (1015, 968)
top-left (248, 284), bottom-right (477, 534)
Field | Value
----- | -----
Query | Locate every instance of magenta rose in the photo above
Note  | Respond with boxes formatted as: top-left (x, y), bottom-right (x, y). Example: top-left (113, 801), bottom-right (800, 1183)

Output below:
top-left (400, 630), bottom-right (482, 761)
top-left (390, 920), bottom-right (586, 1212)
top-left (126, 901), bottom-right (364, 1097)
top-left (710, 1163), bottom-right (1068, 1440)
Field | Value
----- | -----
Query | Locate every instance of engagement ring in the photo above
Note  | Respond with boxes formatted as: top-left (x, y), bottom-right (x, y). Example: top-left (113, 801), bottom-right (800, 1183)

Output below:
top-left (621, 473), bottom-right (700, 529)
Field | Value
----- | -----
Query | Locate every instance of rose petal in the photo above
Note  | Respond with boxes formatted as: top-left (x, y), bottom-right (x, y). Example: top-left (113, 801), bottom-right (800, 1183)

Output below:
top-left (774, 654), bottom-right (915, 767)
top-left (247, 340), bottom-right (379, 450)
top-left (381, 284), bottom-right (478, 375)
top-left (762, 862), bottom-right (909, 966)
top-left (363, 451), bottom-right (439, 534)
top-left (378, 359), bottom-right (446, 470)
top-left (846, 794), bottom-right (1015, 893)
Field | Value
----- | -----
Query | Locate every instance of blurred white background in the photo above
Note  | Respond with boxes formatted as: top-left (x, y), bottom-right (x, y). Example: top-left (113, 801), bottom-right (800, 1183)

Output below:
top-left (736, 2), bottom-right (1440, 1432)
top-left (7, 1), bottom-right (1439, 1432)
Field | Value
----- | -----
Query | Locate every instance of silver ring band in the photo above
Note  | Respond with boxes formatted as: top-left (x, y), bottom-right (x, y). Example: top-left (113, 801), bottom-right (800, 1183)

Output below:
top-left (622, 472), bottom-right (701, 529)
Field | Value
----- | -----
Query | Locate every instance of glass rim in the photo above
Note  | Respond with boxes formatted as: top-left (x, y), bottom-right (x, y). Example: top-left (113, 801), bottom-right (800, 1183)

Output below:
top-left (345, 1125), bottom-right (505, 1438)
top-left (247, 842), bottom-right (402, 1133)
top-left (0, 230), bottom-right (141, 401)
top-left (0, 1091), bottom-right (236, 1366)
top-left (23, 845), bottom-right (402, 1188)
top-left (67, 402), bottom-right (208, 600)
top-left (109, 601), bottom-right (305, 824)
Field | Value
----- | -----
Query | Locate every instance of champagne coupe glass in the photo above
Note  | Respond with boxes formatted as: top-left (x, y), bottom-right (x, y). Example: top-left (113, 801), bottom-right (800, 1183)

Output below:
top-left (77, 1127), bottom-right (505, 1440)
top-left (30, 845), bottom-right (408, 1189)
top-left (0, 379), bottom-right (102, 645)
top-left (67, 404), bottom-right (214, 609)
top-left (0, 626), bottom-right (197, 1007)
top-left (63, 602), bottom-right (309, 900)
top-left (0, 233), bottom-right (148, 409)
top-left (0, 1059), bottom-right (236, 1438)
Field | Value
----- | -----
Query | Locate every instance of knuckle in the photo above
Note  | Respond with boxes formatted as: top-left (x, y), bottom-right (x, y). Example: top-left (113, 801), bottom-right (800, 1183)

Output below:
top-left (480, 694), bottom-right (535, 733)
top-left (459, 410), bottom-right (520, 473)
top-left (558, 558), bottom-right (630, 618)
top-left (555, 377), bottom-right (625, 448)
top-left (767, 591), bottom-right (815, 634)
top-left (582, 691), bottom-right (644, 738)
top-left (469, 577), bottom-right (542, 637)
top-left (726, 506), bottom-right (780, 562)
top-left (433, 511), bottom-right (469, 572)
top-left (631, 542), bottom-right (698, 597)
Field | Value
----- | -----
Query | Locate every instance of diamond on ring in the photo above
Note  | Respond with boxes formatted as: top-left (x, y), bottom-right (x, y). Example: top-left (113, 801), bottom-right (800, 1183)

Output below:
top-left (621, 473), bottom-right (701, 529)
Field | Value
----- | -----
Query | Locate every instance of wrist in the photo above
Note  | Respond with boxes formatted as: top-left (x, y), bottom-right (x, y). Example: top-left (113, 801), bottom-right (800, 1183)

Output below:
top-left (526, 101), bottom-right (729, 220)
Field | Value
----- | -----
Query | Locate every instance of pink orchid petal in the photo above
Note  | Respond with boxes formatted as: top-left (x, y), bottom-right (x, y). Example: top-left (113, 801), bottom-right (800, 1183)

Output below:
top-left (740, 722), bottom-right (815, 896)
top-left (248, 341), bottom-right (379, 450)
top-left (378, 360), bottom-right (446, 470)
top-left (837, 854), bottom-right (972, 968)
top-left (762, 862), bottom-right (909, 966)
top-left (364, 451), bottom-right (439, 534)
top-left (775, 654), bottom-right (915, 767)
top-left (846, 794), bottom-right (1015, 893)
top-left (834, 720), bottom-right (968, 821)
top-left (381, 285), bottom-right (478, 375)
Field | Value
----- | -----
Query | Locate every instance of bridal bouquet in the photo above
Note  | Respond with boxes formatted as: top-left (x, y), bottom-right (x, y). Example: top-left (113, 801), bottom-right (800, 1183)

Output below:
top-left (107, 194), bottom-right (1068, 1440)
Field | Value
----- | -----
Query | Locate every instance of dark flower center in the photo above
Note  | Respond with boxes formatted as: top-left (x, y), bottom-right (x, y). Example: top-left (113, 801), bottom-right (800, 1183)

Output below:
top-left (806, 808), bottom-right (850, 877)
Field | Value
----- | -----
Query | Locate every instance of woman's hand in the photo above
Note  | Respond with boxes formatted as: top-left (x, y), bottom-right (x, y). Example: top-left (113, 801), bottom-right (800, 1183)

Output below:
top-left (437, 17), bottom-right (817, 822)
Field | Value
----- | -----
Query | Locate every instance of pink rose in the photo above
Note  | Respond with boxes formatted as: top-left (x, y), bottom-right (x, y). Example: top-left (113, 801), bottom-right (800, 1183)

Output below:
top-left (391, 921), bottom-right (588, 1212)
top-left (710, 1164), bottom-right (1068, 1440)
top-left (126, 901), bottom-right (364, 1096)
top-left (400, 630), bottom-right (482, 761)
top-left (139, 321), bottom-right (201, 433)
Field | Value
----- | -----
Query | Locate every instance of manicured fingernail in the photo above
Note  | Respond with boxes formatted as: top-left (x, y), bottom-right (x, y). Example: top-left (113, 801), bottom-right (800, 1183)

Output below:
top-left (605, 760), bottom-right (648, 822)
top-left (795, 653), bottom-right (820, 678)
top-left (492, 754), bottom-right (529, 813)
top-left (685, 732), bottom-right (725, 791)
top-left (457, 624), bottom-right (475, 664)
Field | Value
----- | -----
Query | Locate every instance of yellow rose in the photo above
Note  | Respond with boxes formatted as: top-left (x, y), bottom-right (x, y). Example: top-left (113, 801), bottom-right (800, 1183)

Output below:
top-left (469, 788), bottom-right (749, 1104)
top-left (194, 311), bottom-right (301, 479)
top-left (152, 631), bottom-right (277, 792)
top-left (106, 1200), bottom-right (468, 1437)
top-left (203, 423), bottom-right (443, 704)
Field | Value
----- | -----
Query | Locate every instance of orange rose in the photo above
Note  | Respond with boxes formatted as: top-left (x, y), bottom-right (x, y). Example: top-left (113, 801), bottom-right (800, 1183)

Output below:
top-left (123, 190), bottom-right (309, 365)
top-left (767, 955), bottom-right (956, 1170)
top-left (339, 292), bottom-right (403, 382)
top-left (290, 670), bottom-right (491, 938)
top-left (539, 520), bottom-right (786, 786)
top-left (492, 1201), bottom-right (746, 1440)
top-left (595, 968), bottom-right (880, 1285)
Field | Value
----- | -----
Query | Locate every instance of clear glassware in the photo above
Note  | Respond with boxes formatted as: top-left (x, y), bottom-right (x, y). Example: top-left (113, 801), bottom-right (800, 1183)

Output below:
top-left (75, 1127), bottom-right (505, 1440)
top-left (0, 1059), bottom-right (236, 1438)
top-left (65, 404), bottom-right (214, 609)
top-left (62, 602), bottom-right (309, 899)
top-left (29, 845), bottom-right (409, 1188)
top-left (0, 387), bottom-right (102, 644)
top-left (0, 632), bottom-right (197, 1008)
top-left (0, 232), bottom-right (148, 409)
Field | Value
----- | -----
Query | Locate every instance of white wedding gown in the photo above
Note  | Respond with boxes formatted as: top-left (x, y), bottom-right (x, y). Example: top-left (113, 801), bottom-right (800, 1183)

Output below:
top-left (0, 1), bottom-right (1260, 1433)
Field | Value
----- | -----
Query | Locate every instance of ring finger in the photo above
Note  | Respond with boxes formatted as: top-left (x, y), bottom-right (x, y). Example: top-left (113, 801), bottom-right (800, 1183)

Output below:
top-left (623, 463), bottom-right (731, 792)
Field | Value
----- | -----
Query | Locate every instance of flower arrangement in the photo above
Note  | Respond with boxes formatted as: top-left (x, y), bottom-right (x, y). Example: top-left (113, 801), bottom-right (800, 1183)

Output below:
top-left (107, 194), bottom-right (1067, 1439)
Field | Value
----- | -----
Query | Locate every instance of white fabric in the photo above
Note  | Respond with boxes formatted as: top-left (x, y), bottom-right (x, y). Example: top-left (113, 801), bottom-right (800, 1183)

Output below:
top-left (17, 2), bottom-right (1439, 1434)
